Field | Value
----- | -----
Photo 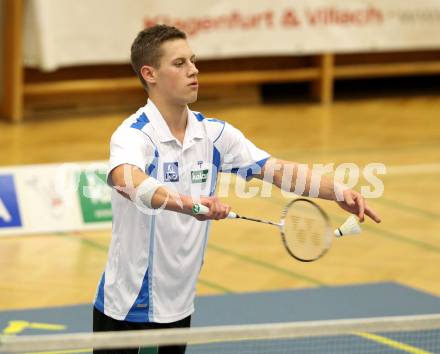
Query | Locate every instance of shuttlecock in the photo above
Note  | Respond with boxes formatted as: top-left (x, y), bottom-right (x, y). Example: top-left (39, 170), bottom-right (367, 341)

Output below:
top-left (334, 215), bottom-right (362, 237)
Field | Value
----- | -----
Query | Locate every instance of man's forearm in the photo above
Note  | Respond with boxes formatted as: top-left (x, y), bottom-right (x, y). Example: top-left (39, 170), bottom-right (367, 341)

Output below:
top-left (111, 164), bottom-right (195, 215)
top-left (150, 186), bottom-right (195, 215)
top-left (263, 158), bottom-right (342, 201)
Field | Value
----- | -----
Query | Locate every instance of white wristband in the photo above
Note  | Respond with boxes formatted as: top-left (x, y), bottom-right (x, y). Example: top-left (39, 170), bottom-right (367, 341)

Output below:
top-left (134, 177), bottom-right (163, 209)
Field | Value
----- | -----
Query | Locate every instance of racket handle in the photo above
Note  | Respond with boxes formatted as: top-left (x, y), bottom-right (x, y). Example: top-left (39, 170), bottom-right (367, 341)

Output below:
top-left (192, 203), bottom-right (237, 219)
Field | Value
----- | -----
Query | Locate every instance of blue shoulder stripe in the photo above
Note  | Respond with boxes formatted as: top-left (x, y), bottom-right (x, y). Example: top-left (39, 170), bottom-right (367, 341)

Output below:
top-left (195, 112), bottom-right (225, 142)
top-left (130, 112), bottom-right (150, 130)
top-left (226, 157), bottom-right (270, 180)
top-left (194, 112), bottom-right (205, 121)
top-left (213, 121), bottom-right (226, 144)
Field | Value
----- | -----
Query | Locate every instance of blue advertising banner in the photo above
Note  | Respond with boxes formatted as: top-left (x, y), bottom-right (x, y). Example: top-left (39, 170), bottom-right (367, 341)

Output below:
top-left (0, 175), bottom-right (22, 228)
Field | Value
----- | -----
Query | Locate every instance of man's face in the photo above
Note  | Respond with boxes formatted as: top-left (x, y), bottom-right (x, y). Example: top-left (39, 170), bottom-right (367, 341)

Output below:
top-left (151, 39), bottom-right (199, 105)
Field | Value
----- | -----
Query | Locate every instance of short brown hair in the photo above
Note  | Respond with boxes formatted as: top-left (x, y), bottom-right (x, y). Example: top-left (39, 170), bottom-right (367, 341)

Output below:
top-left (130, 25), bottom-right (186, 90)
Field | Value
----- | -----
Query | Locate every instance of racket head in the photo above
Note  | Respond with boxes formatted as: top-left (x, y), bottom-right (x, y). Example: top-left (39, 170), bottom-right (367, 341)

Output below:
top-left (280, 198), bottom-right (332, 262)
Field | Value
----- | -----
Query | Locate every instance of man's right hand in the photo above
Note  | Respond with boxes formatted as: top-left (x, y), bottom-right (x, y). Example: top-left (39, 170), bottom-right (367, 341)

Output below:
top-left (193, 196), bottom-right (231, 221)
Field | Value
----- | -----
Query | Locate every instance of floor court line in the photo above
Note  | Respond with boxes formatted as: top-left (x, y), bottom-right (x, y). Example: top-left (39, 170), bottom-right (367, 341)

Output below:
top-left (386, 163), bottom-right (440, 176)
top-left (197, 279), bottom-right (233, 294)
top-left (356, 222), bottom-right (440, 253)
top-left (257, 195), bottom-right (440, 253)
top-left (356, 332), bottom-right (434, 354)
top-left (326, 213), bottom-right (440, 252)
top-left (207, 243), bottom-right (326, 286)
top-left (66, 200), bottom-right (439, 292)
top-left (274, 142), bottom-right (440, 158)
top-left (24, 350), bottom-right (90, 354)
top-left (56, 231), bottom-right (231, 294)
top-left (374, 198), bottom-right (440, 220)
top-left (9, 191), bottom-right (436, 296)
top-left (66, 230), bottom-right (325, 289)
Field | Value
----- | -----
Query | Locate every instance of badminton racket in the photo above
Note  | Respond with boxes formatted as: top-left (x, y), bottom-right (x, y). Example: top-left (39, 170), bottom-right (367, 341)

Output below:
top-left (192, 198), bottom-right (333, 262)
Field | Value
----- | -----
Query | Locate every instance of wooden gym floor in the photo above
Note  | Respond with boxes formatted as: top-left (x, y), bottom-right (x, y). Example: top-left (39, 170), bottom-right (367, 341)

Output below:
top-left (0, 94), bottom-right (439, 311)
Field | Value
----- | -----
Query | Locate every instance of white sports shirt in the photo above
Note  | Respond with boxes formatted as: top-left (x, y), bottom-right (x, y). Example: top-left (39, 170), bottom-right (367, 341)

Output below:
top-left (94, 99), bottom-right (270, 323)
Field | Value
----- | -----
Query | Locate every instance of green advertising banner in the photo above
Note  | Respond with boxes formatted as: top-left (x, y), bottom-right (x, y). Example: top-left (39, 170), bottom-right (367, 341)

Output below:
top-left (78, 171), bottom-right (112, 223)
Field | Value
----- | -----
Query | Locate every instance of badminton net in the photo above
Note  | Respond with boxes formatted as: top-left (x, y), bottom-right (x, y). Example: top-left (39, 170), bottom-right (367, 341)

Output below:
top-left (1, 313), bottom-right (440, 354)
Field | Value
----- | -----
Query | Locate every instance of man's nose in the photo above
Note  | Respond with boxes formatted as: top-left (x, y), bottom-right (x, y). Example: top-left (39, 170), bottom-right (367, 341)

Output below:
top-left (188, 62), bottom-right (199, 76)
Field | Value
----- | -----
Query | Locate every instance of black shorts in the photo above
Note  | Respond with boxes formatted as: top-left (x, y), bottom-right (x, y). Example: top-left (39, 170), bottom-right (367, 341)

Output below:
top-left (93, 306), bottom-right (191, 354)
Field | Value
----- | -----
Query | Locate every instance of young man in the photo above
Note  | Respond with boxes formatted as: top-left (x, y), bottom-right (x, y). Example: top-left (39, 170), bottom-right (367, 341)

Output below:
top-left (93, 25), bottom-right (381, 354)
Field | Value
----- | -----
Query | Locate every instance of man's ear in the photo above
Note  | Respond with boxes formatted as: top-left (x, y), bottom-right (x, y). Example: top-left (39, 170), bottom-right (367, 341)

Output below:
top-left (140, 65), bottom-right (156, 85)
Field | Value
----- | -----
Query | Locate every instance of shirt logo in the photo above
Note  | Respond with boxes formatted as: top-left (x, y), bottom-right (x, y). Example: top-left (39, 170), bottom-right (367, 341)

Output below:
top-left (163, 162), bottom-right (179, 182)
top-left (191, 169), bottom-right (209, 183)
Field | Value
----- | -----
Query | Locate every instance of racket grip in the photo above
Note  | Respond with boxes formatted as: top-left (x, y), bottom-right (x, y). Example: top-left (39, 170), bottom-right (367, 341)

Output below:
top-left (192, 203), bottom-right (237, 219)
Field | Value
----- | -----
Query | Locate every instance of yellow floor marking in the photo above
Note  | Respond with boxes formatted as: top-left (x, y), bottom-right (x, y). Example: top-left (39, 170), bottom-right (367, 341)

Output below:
top-left (357, 332), bottom-right (433, 354)
top-left (3, 321), bottom-right (66, 335)
top-left (24, 350), bottom-right (90, 354)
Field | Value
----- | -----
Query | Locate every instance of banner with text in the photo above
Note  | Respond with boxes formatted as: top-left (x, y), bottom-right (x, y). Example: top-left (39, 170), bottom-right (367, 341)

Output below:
top-left (24, 0), bottom-right (440, 71)
top-left (0, 162), bottom-right (111, 236)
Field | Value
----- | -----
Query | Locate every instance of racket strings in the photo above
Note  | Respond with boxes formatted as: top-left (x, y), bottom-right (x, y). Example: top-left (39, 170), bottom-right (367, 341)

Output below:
top-left (288, 215), bottom-right (321, 245)
top-left (311, 232), bottom-right (321, 247)
top-left (282, 201), bottom-right (331, 261)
